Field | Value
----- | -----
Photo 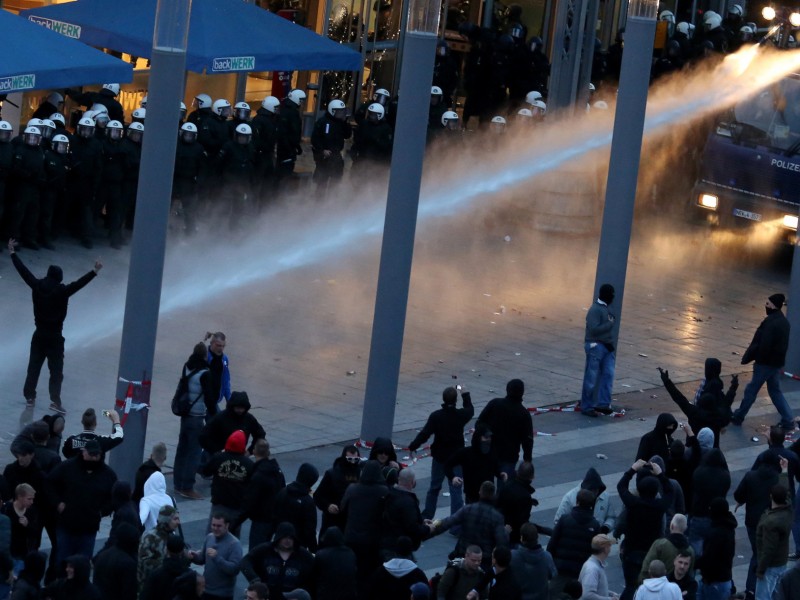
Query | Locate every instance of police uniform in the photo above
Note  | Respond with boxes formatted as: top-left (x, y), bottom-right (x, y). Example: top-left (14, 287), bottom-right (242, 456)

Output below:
top-left (9, 142), bottom-right (45, 248)
top-left (310, 113), bottom-right (351, 185)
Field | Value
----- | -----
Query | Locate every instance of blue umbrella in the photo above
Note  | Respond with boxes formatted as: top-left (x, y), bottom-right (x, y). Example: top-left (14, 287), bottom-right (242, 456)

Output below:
top-left (0, 9), bottom-right (132, 93)
top-left (25, 0), bottom-right (362, 73)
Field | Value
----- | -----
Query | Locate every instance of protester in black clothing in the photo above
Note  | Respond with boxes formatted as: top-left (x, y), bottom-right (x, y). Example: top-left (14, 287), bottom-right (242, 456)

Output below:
top-left (3, 444), bottom-right (45, 511)
top-left (751, 426), bottom-right (800, 501)
top-left (445, 423), bottom-right (505, 504)
top-left (102, 481), bottom-right (140, 552)
top-left (483, 545), bottom-right (522, 600)
top-left (409, 385), bottom-right (474, 519)
top-left (62, 408), bottom-right (124, 459)
top-left (369, 536), bottom-right (427, 600)
top-left (133, 442), bottom-right (167, 504)
top-left (688, 448), bottom-right (730, 556)
top-left (477, 379), bottom-right (534, 477)
top-left (92, 522), bottom-right (138, 600)
top-left (238, 439), bottom-right (285, 549)
top-left (199, 391), bottom-right (265, 455)
top-left (511, 523), bottom-right (557, 599)
top-left (139, 535), bottom-right (190, 600)
top-left (379, 469), bottom-right (430, 556)
top-left (315, 445), bottom-right (361, 540)
top-left (547, 488), bottom-right (600, 594)
top-left (695, 498), bottom-right (736, 600)
top-left (311, 526), bottom-right (358, 600)
top-left (497, 461), bottom-right (539, 544)
top-left (41, 553), bottom-right (101, 600)
top-left (8, 240), bottom-right (101, 413)
top-left (273, 463), bottom-right (319, 553)
top-left (617, 459), bottom-right (674, 600)
top-left (11, 550), bottom-right (47, 600)
top-left (635, 413), bottom-right (678, 462)
top-left (369, 437), bottom-right (400, 485)
top-left (201, 430), bottom-right (253, 535)
top-left (240, 521), bottom-right (314, 599)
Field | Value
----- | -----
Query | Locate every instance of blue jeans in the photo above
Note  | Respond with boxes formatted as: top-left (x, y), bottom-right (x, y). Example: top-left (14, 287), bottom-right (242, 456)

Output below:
top-left (734, 363), bottom-right (794, 427)
top-left (755, 564), bottom-right (786, 600)
top-left (173, 415), bottom-right (205, 490)
top-left (581, 342), bottom-right (615, 410)
top-left (746, 525), bottom-right (758, 594)
top-left (422, 460), bottom-right (463, 520)
top-left (793, 482), bottom-right (800, 553)
top-left (697, 580), bottom-right (731, 600)
top-left (55, 528), bottom-right (97, 570)
top-left (688, 516), bottom-right (711, 558)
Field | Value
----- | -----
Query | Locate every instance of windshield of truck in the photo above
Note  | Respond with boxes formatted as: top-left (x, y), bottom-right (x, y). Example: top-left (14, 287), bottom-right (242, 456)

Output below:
top-left (732, 77), bottom-right (800, 152)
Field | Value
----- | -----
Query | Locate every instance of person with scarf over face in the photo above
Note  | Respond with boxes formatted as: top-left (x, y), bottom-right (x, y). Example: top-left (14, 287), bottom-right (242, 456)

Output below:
top-left (272, 463), bottom-right (319, 552)
top-left (445, 423), bottom-right (505, 504)
top-left (315, 445), bottom-right (361, 541)
top-left (636, 414), bottom-right (678, 463)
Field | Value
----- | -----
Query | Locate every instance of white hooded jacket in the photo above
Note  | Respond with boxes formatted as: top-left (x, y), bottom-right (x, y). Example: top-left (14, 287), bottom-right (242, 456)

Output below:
top-left (633, 576), bottom-right (682, 600)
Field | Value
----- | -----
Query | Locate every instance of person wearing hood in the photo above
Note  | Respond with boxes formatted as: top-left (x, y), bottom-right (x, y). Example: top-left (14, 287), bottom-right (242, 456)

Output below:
top-left (240, 521), bottom-right (314, 600)
top-left (311, 526), bottom-right (358, 600)
top-left (732, 293), bottom-right (795, 430)
top-left (497, 461), bottom-right (543, 544)
top-left (692, 358), bottom-right (734, 409)
top-left (92, 522), bottom-right (138, 600)
top-left (445, 423), bottom-right (505, 504)
top-left (139, 472), bottom-right (175, 531)
top-left (101, 481), bottom-right (140, 552)
top-left (171, 570), bottom-right (205, 600)
top-left (581, 283), bottom-right (618, 418)
top-left (314, 445), bottom-right (361, 540)
top-left (41, 554), bottom-right (100, 600)
top-left (199, 391), bottom-right (265, 455)
top-left (617, 460), bottom-right (674, 600)
top-left (751, 426), bottom-right (800, 502)
top-left (239, 438), bottom-right (285, 549)
top-left (642, 456), bottom-right (685, 520)
top-left (694, 498), bottom-right (736, 600)
top-left (510, 523), bottom-right (556, 600)
top-left (659, 365), bottom-right (736, 447)
top-left (634, 560), bottom-right (681, 600)
top-left (755, 482), bottom-right (793, 600)
top-left (635, 414), bottom-right (678, 463)
top-left (638, 514), bottom-right (694, 583)
top-left (11, 421), bottom-right (59, 473)
top-left (555, 467), bottom-right (617, 535)
top-left (137, 505), bottom-right (182, 590)
top-left (273, 463), bottom-right (319, 552)
top-left (47, 439), bottom-right (117, 570)
top-left (369, 536), bottom-right (427, 600)
top-left (341, 459), bottom-right (390, 595)
top-left (8, 241), bottom-right (102, 414)
top-left (380, 468), bottom-right (431, 556)
top-left (476, 379), bottom-right (534, 477)
top-left (547, 488), bottom-right (600, 594)
top-left (368, 437), bottom-right (400, 485)
top-left (139, 534), bottom-right (190, 600)
top-left (688, 448), bottom-right (730, 556)
top-left (735, 452), bottom-right (785, 598)
top-left (201, 430), bottom-right (253, 537)
top-left (10, 550), bottom-right (46, 600)
top-left (408, 385), bottom-right (474, 520)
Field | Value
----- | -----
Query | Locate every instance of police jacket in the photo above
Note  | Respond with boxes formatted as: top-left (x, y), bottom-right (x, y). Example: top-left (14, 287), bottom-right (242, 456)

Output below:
top-left (250, 109), bottom-right (279, 169)
top-left (0, 141), bottom-right (13, 184)
top-left (173, 139), bottom-right (207, 181)
top-left (120, 138), bottom-right (142, 183)
top-left (198, 115), bottom-right (229, 159)
top-left (42, 148), bottom-right (71, 190)
top-left (351, 120), bottom-right (393, 164)
top-left (217, 140), bottom-right (257, 183)
top-left (101, 138), bottom-right (128, 184)
top-left (277, 101), bottom-right (302, 162)
top-left (11, 254), bottom-right (96, 333)
top-left (311, 114), bottom-right (351, 157)
top-left (10, 144), bottom-right (45, 196)
top-left (69, 135), bottom-right (103, 190)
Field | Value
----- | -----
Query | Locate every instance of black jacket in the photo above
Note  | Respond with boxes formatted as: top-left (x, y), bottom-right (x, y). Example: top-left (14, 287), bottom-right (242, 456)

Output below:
top-left (484, 567), bottom-right (522, 600)
top-left (250, 108), bottom-right (279, 172)
top-left (695, 510), bottom-right (736, 583)
top-left (636, 413), bottom-right (678, 462)
top-left (691, 449), bottom-right (730, 518)
top-left (42, 554), bottom-right (101, 600)
top-left (314, 454), bottom-right (361, 536)
top-left (351, 120), bottom-right (393, 164)
top-left (546, 505), bottom-right (599, 577)
top-left (617, 469), bottom-right (673, 553)
top-left (272, 464), bottom-right (319, 552)
top-left (199, 395), bottom-right (266, 454)
top-left (341, 460), bottom-right (389, 547)
top-left (92, 523), bottom-right (139, 600)
top-left (496, 477), bottom-right (537, 544)
top-left (201, 450), bottom-right (253, 510)
top-left (277, 101), bottom-right (302, 162)
top-left (47, 455), bottom-right (116, 534)
top-left (311, 114), bottom-right (351, 157)
top-left (742, 310), bottom-right (790, 367)
top-left (408, 394), bottom-right (474, 462)
top-left (11, 254), bottom-right (96, 333)
top-left (240, 457), bottom-right (286, 526)
top-left (240, 540), bottom-right (315, 599)
top-left (139, 555), bottom-right (189, 600)
top-left (734, 455), bottom-right (781, 528)
top-left (661, 370), bottom-right (735, 445)
top-left (380, 486), bottom-right (429, 552)
top-left (312, 527), bottom-right (358, 600)
top-left (445, 424), bottom-right (503, 503)
top-left (477, 393), bottom-right (534, 463)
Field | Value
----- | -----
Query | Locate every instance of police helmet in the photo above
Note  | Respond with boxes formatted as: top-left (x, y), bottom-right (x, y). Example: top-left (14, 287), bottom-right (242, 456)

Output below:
top-left (132, 108), bottom-right (146, 122)
top-left (107, 120), bottom-right (124, 140)
top-left (180, 102), bottom-right (187, 118)
top-left (261, 96), bottom-right (280, 113)
top-left (234, 123), bottom-right (252, 144)
top-left (592, 101), bottom-right (609, 110)
top-left (589, 82), bottom-right (596, 93)
top-left (49, 113), bottom-right (66, 126)
top-left (180, 122), bottom-right (198, 142)
top-left (234, 101), bottom-right (251, 121)
top-left (490, 115), bottom-right (507, 133)
top-left (525, 90), bottom-right (543, 105)
top-left (529, 36), bottom-right (543, 53)
top-left (46, 92), bottom-right (64, 107)
top-left (328, 99), bottom-right (347, 119)
top-left (141, 95), bottom-right (148, 108)
top-left (728, 4), bottom-right (743, 16)
top-left (703, 11), bottom-right (722, 30)
top-left (491, 115), bottom-right (507, 125)
top-left (367, 103), bottom-right (385, 121)
top-left (441, 110), bottom-right (459, 129)
top-left (431, 86), bottom-right (443, 96)
top-left (531, 99), bottom-right (547, 115)
top-left (659, 10), bottom-right (675, 23)
top-left (40, 119), bottom-right (56, 140)
top-left (739, 24), bottom-right (755, 41)
top-left (128, 121), bottom-right (144, 142)
top-left (52, 134), bottom-right (70, 154)
top-left (27, 118), bottom-right (44, 130)
top-left (195, 93), bottom-right (212, 109)
top-left (23, 126), bottom-right (42, 147)
top-left (77, 117), bottom-right (96, 138)
top-left (102, 83), bottom-right (121, 96)
top-left (287, 89), bottom-right (306, 106)
top-left (676, 21), bottom-right (691, 35)
top-left (373, 88), bottom-right (391, 106)
top-left (517, 108), bottom-right (533, 119)
top-left (94, 111), bottom-right (110, 127)
top-left (213, 99), bottom-right (232, 118)
top-left (0, 120), bottom-right (12, 143)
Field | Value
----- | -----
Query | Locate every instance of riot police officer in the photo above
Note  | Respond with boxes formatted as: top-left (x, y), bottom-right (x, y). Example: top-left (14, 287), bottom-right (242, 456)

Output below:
top-left (276, 89), bottom-right (306, 183)
top-left (218, 123), bottom-right (257, 229)
top-left (9, 126), bottom-right (45, 250)
top-left (101, 120), bottom-right (129, 249)
top-left (173, 122), bottom-right (207, 234)
top-left (250, 96), bottom-right (281, 205)
top-left (311, 99), bottom-right (351, 189)
top-left (120, 122), bottom-right (144, 238)
top-left (66, 83), bottom-right (125, 123)
top-left (198, 99), bottom-right (232, 189)
top-left (41, 133), bottom-right (72, 248)
top-left (354, 88), bottom-right (392, 127)
top-left (228, 102), bottom-right (252, 138)
top-left (67, 117), bottom-right (103, 249)
top-left (187, 93), bottom-right (213, 126)
top-left (433, 41), bottom-right (459, 108)
top-left (428, 86), bottom-right (447, 130)
top-left (0, 121), bottom-right (12, 228)
top-left (351, 103), bottom-right (393, 172)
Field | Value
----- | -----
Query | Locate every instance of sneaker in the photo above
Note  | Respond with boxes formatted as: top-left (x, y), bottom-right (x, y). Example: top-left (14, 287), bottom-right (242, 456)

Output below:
top-left (176, 489), bottom-right (204, 500)
top-left (582, 409), bottom-right (600, 418)
top-left (788, 552), bottom-right (799, 561)
top-left (49, 402), bottom-right (66, 415)
top-left (595, 406), bottom-right (616, 415)
top-left (25, 398), bottom-right (35, 408)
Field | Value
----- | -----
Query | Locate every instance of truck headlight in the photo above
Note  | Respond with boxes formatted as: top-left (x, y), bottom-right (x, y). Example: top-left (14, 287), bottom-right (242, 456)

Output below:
top-left (698, 194), bottom-right (718, 210)
top-left (782, 214), bottom-right (798, 230)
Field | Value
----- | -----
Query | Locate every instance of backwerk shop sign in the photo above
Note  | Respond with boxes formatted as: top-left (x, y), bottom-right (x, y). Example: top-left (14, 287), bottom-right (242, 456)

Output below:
top-left (0, 74), bottom-right (36, 92)
top-left (212, 56), bottom-right (256, 72)
top-left (28, 16), bottom-right (82, 39)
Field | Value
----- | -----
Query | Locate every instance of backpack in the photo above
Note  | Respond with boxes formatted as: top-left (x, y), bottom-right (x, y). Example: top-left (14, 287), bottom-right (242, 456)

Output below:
top-left (170, 366), bottom-right (206, 416)
top-left (429, 558), bottom-right (462, 599)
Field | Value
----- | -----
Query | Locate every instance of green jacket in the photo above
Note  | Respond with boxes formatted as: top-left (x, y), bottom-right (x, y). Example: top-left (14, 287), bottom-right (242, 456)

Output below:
top-left (756, 503), bottom-right (793, 575)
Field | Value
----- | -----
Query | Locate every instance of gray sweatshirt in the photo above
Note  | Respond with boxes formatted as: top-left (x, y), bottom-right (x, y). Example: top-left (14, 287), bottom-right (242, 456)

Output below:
top-left (192, 531), bottom-right (243, 596)
top-left (585, 300), bottom-right (615, 345)
top-left (579, 555), bottom-right (612, 600)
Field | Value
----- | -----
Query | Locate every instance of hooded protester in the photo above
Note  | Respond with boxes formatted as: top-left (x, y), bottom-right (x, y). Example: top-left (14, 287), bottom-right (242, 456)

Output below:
top-left (666, 438), bottom-right (695, 510)
top-left (554, 467), bottom-right (617, 534)
top-left (201, 430), bottom-right (254, 536)
top-left (636, 414), bottom-right (678, 463)
top-left (445, 423), bottom-right (504, 504)
top-left (137, 506), bottom-right (182, 590)
top-left (510, 523), bottom-right (557, 600)
top-left (497, 461), bottom-right (540, 543)
top-left (101, 481), bottom-right (140, 552)
top-left (694, 498), bottom-right (736, 600)
top-left (311, 526), bottom-right (358, 600)
top-left (41, 554), bottom-right (101, 600)
top-left (688, 448), bottom-right (730, 556)
top-left (8, 244), bottom-right (102, 414)
top-left (11, 550), bottom-right (46, 600)
top-left (644, 456), bottom-right (685, 520)
top-left (380, 469), bottom-right (430, 556)
top-left (273, 463), bottom-right (320, 552)
top-left (240, 521), bottom-right (314, 600)
top-left (369, 437), bottom-right (400, 485)
top-left (369, 536), bottom-right (428, 600)
top-left (238, 438), bottom-right (285, 549)
top-left (139, 472), bottom-right (174, 531)
top-left (199, 391), bottom-right (265, 455)
top-left (476, 379), bottom-right (534, 476)
top-left (139, 535), bottom-right (190, 600)
top-left (315, 445), bottom-right (361, 539)
top-left (92, 522), bottom-right (138, 600)
top-left (547, 488), bottom-right (601, 592)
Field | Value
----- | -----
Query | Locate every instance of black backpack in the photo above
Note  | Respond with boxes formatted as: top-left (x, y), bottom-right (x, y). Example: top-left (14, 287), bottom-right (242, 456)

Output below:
top-left (170, 366), bottom-right (206, 416)
top-left (429, 558), bottom-right (462, 599)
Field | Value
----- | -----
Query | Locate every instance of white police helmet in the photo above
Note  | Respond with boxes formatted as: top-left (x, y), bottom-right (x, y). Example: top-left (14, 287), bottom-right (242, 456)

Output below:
top-left (77, 116), bottom-right (96, 138)
top-left (180, 122), bottom-right (198, 142)
top-left (328, 99), bottom-right (346, 119)
top-left (40, 119), bottom-right (56, 140)
top-left (195, 93), bottom-right (212, 109)
top-left (52, 133), bottom-right (70, 154)
top-left (261, 96), bottom-right (280, 113)
top-left (213, 99), bottom-right (232, 117)
top-left (367, 103), bottom-right (385, 121)
top-left (373, 88), bottom-right (391, 105)
top-left (441, 110), bottom-right (459, 129)
top-left (234, 101), bottom-right (251, 121)
top-left (287, 89), bottom-right (306, 106)
top-left (23, 126), bottom-right (42, 146)
top-left (128, 121), bottom-right (144, 142)
top-left (49, 113), bottom-right (66, 126)
top-left (525, 90), bottom-right (543, 105)
top-left (0, 120), bottom-right (12, 142)
top-left (132, 107), bottom-right (146, 122)
top-left (102, 83), bottom-right (120, 96)
top-left (107, 120), bottom-right (124, 140)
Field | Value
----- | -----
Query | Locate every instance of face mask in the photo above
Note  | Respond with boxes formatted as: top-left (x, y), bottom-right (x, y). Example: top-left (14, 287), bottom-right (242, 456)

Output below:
top-left (766, 307), bottom-right (777, 315)
top-left (480, 441), bottom-right (491, 454)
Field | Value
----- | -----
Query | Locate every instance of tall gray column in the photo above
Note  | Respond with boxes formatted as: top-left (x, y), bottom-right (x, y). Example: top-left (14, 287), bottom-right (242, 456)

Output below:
top-left (110, 0), bottom-right (192, 484)
top-left (784, 238), bottom-right (800, 374)
top-left (360, 0), bottom-right (441, 442)
top-left (592, 4), bottom-right (656, 346)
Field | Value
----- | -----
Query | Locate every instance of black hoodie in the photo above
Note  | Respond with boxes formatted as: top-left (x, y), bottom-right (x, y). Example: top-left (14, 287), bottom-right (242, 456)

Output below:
top-left (47, 454), bottom-right (117, 534)
top-left (691, 448), bottom-right (730, 518)
top-left (695, 499), bottom-right (736, 583)
top-left (199, 391), bottom-right (266, 454)
top-left (476, 381), bottom-right (534, 464)
top-left (93, 522), bottom-right (138, 600)
top-left (341, 460), bottom-right (389, 547)
top-left (445, 423), bottom-right (503, 503)
top-left (734, 453), bottom-right (781, 527)
top-left (315, 451), bottom-right (362, 536)
top-left (239, 455), bottom-right (286, 527)
top-left (408, 392), bottom-right (474, 462)
top-left (11, 551), bottom-right (46, 600)
top-left (11, 255), bottom-right (97, 333)
top-left (42, 554), bottom-right (101, 600)
top-left (636, 413), bottom-right (678, 462)
top-left (272, 463), bottom-right (319, 552)
top-left (312, 527), bottom-right (358, 600)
